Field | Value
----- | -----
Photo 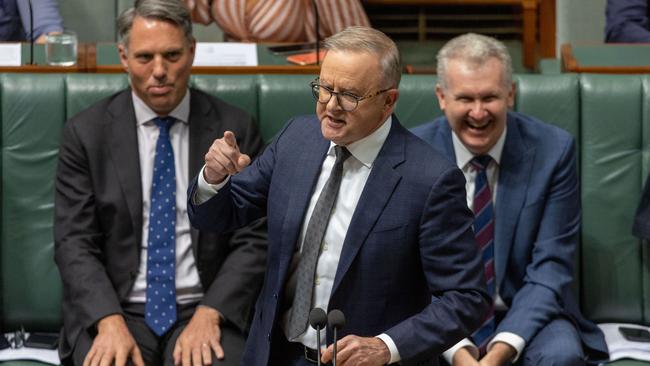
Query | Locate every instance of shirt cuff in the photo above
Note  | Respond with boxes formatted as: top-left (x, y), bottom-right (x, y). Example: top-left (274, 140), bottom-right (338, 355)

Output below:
top-left (442, 338), bottom-right (478, 364)
top-left (194, 165), bottom-right (229, 204)
top-left (376, 333), bottom-right (401, 364)
top-left (487, 332), bottom-right (526, 362)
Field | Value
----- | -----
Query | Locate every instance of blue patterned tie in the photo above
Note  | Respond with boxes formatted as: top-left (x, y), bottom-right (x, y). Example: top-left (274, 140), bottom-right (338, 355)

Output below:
top-left (470, 155), bottom-right (496, 355)
top-left (145, 116), bottom-right (177, 336)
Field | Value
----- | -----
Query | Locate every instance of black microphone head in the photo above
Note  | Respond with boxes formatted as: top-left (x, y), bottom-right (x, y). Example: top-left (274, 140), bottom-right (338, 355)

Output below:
top-left (327, 309), bottom-right (346, 329)
top-left (309, 308), bottom-right (327, 329)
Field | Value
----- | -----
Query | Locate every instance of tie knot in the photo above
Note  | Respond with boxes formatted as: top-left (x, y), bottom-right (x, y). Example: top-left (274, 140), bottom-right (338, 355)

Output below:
top-left (471, 155), bottom-right (492, 171)
top-left (334, 145), bottom-right (351, 164)
top-left (154, 117), bottom-right (175, 135)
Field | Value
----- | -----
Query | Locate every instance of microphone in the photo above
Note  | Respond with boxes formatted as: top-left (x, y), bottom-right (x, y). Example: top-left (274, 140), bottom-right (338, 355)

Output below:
top-left (311, 0), bottom-right (320, 65)
top-left (28, 0), bottom-right (34, 65)
top-left (309, 308), bottom-right (327, 366)
top-left (327, 309), bottom-right (346, 366)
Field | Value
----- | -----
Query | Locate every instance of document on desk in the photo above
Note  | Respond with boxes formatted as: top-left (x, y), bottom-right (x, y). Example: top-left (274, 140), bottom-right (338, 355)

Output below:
top-left (599, 323), bottom-right (650, 362)
top-left (193, 42), bottom-right (258, 66)
top-left (0, 346), bottom-right (60, 365)
top-left (0, 44), bottom-right (21, 66)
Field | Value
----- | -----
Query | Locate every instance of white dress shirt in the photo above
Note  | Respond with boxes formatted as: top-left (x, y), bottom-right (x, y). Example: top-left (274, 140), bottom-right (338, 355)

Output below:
top-left (127, 90), bottom-right (204, 305)
top-left (196, 116), bottom-right (402, 363)
top-left (442, 126), bottom-right (526, 363)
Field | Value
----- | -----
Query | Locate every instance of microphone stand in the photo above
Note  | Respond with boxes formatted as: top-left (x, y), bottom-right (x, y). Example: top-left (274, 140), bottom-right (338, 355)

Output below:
top-left (316, 325), bottom-right (322, 366)
top-left (311, 0), bottom-right (320, 65)
top-left (309, 308), bottom-right (327, 366)
top-left (28, 0), bottom-right (34, 65)
top-left (332, 326), bottom-right (338, 366)
top-left (328, 309), bottom-right (346, 366)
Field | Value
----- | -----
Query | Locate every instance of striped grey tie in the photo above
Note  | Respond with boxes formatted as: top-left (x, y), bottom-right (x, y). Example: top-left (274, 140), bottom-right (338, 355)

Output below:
top-left (287, 145), bottom-right (351, 340)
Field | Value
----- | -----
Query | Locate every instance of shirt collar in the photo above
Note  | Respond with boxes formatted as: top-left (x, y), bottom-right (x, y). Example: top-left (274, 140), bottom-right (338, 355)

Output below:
top-left (452, 124), bottom-right (507, 170)
top-left (132, 89), bottom-right (190, 126)
top-left (328, 115), bottom-right (392, 168)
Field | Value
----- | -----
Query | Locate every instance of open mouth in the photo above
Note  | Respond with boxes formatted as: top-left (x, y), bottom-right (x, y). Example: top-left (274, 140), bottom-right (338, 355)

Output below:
top-left (466, 119), bottom-right (491, 131)
top-left (326, 115), bottom-right (346, 126)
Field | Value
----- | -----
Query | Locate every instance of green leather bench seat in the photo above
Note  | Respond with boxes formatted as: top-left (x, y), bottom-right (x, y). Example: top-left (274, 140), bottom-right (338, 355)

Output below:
top-left (1, 75), bottom-right (65, 332)
top-left (580, 75), bottom-right (649, 324)
top-left (0, 73), bottom-right (645, 365)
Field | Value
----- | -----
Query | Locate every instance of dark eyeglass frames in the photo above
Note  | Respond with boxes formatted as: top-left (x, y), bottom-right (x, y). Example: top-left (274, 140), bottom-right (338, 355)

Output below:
top-left (309, 79), bottom-right (392, 112)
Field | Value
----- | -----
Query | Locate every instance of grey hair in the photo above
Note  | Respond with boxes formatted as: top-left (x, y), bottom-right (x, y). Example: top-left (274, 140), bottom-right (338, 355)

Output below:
top-left (436, 33), bottom-right (513, 90)
top-left (324, 26), bottom-right (402, 88)
top-left (117, 0), bottom-right (193, 51)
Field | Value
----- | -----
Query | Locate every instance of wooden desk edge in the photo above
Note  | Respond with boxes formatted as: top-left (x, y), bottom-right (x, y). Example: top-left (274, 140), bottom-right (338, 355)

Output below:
top-left (93, 65), bottom-right (321, 74)
top-left (561, 43), bottom-right (578, 72)
top-left (561, 43), bottom-right (650, 74)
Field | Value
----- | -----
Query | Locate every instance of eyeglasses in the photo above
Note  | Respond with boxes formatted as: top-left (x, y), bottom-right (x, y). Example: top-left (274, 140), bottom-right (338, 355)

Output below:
top-left (310, 79), bottom-right (392, 112)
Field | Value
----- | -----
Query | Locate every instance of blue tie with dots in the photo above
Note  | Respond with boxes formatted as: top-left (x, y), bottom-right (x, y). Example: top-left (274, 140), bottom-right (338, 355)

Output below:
top-left (145, 116), bottom-right (177, 337)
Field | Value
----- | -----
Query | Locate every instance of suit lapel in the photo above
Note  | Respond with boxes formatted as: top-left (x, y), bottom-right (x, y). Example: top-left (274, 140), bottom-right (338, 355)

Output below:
top-left (278, 133), bottom-right (330, 285)
top-left (331, 119), bottom-right (405, 294)
top-left (431, 120), bottom-right (456, 161)
top-left (107, 91), bottom-right (143, 247)
top-left (494, 114), bottom-right (535, 287)
top-left (188, 90), bottom-right (215, 250)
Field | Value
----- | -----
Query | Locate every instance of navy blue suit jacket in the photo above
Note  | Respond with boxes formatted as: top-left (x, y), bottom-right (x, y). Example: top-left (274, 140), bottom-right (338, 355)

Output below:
top-left (412, 112), bottom-right (608, 362)
top-left (605, 0), bottom-right (650, 42)
top-left (189, 115), bottom-right (490, 365)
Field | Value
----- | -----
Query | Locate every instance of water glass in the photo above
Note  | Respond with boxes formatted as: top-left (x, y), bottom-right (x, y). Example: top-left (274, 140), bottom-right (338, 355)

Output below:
top-left (45, 31), bottom-right (78, 66)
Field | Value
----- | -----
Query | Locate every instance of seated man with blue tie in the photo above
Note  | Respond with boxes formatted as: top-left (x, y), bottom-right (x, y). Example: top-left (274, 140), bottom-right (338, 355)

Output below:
top-left (187, 26), bottom-right (491, 366)
top-left (53, 0), bottom-right (266, 365)
top-left (412, 33), bottom-right (609, 366)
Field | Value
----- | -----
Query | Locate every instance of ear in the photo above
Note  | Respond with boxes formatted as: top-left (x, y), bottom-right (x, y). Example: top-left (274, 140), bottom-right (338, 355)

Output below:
top-left (435, 84), bottom-right (447, 111)
top-left (118, 43), bottom-right (129, 72)
top-left (507, 81), bottom-right (516, 108)
top-left (188, 38), bottom-right (196, 64)
top-left (383, 88), bottom-right (399, 113)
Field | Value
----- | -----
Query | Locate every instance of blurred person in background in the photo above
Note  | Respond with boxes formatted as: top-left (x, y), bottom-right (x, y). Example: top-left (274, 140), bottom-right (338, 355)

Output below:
top-left (0, 0), bottom-right (63, 42)
top-left (184, 0), bottom-right (369, 42)
top-left (605, 0), bottom-right (650, 42)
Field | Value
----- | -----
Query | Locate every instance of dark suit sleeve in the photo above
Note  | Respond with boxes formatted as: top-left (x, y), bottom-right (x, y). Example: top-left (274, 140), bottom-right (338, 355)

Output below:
top-left (385, 166), bottom-right (491, 359)
top-left (188, 117), bottom-right (290, 233)
top-left (198, 113), bottom-right (268, 332)
top-left (54, 120), bottom-right (124, 336)
top-left (497, 137), bottom-right (580, 343)
top-left (605, 0), bottom-right (650, 42)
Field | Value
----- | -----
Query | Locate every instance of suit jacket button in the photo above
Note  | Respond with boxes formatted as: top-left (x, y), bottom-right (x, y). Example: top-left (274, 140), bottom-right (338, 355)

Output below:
top-left (267, 333), bottom-right (271, 342)
top-left (273, 293), bottom-right (278, 300)
top-left (129, 271), bottom-right (137, 279)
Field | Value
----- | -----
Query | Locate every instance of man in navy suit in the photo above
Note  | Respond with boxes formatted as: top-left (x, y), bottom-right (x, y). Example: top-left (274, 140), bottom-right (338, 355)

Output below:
top-left (412, 33), bottom-right (609, 366)
top-left (188, 26), bottom-right (490, 365)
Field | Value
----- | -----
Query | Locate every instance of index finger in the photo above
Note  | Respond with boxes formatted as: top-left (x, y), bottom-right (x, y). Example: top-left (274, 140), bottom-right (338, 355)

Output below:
top-left (321, 344), bottom-right (333, 363)
top-left (223, 131), bottom-right (238, 149)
